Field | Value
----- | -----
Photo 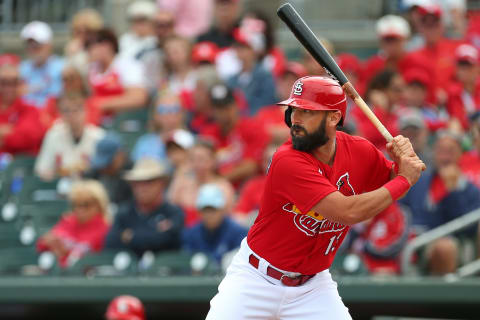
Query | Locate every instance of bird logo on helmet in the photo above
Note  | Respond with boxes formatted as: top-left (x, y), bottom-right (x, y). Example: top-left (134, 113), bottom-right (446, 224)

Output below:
top-left (278, 76), bottom-right (347, 127)
top-left (105, 295), bottom-right (145, 320)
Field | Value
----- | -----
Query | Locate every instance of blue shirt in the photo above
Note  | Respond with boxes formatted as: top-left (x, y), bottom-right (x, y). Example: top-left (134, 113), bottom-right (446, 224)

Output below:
top-left (19, 56), bottom-right (64, 108)
top-left (131, 133), bottom-right (167, 162)
top-left (182, 217), bottom-right (247, 263)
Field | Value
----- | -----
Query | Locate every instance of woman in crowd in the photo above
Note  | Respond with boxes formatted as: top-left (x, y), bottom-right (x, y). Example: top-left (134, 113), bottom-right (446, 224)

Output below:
top-left (36, 180), bottom-right (111, 268)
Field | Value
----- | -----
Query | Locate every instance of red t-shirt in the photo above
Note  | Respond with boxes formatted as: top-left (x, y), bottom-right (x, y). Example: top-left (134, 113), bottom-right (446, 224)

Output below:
top-left (247, 131), bottom-right (393, 275)
top-left (199, 117), bottom-right (269, 182)
top-left (460, 150), bottom-right (480, 189)
top-left (37, 213), bottom-right (110, 267)
top-left (446, 80), bottom-right (480, 130)
top-left (234, 174), bottom-right (267, 215)
top-left (0, 98), bottom-right (46, 155)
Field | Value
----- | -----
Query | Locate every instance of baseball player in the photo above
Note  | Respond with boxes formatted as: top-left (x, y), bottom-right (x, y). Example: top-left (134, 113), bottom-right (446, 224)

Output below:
top-left (206, 76), bottom-right (425, 319)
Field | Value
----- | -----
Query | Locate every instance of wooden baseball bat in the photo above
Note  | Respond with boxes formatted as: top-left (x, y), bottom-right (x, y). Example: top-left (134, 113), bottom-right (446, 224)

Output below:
top-left (277, 3), bottom-right (394, 142)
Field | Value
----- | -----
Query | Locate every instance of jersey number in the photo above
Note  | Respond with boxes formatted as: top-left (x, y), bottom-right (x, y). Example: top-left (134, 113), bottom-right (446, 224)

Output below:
top-left (324, 233), bottom-right (343, 255)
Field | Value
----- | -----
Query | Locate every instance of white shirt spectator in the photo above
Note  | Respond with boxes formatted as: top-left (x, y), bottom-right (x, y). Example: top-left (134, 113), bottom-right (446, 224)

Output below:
top-left (119, 33), bottom-right (157, 61)
top-left (35, 121), bottom-right (105, 180)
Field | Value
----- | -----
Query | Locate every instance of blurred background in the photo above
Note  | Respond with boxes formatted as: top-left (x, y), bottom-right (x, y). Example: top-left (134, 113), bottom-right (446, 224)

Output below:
top-left (0, 0), bottom-right (480, 319)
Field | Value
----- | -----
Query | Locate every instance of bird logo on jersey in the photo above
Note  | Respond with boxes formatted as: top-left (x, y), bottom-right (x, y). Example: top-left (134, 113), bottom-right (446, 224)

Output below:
top-left (293, 81), bottom-right (304, 96)
top-left (336, 172), bottom-right (355, 196)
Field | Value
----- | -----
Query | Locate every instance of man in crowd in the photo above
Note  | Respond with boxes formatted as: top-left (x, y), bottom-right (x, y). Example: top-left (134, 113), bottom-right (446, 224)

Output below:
top-left (105, 158), bottom-right (184, 256)
top-left (400, 131), bottom-right (480, 275)
top-left (35, 92), bottom-right (105, 180)
top-left (0, 61), bottom-right (45, 155)
top-left (84, 133), bottom-right (132, 205)
top-left (19, 21), bottom-right (64, 109)
top-left (183, 184), bottom-right (247, 264)
top-left (200, 83), bottom-right (269, 187)
top-left (460, 112), bottom-right (480, 188)
top-left (197, 0), bottom-right (241, 48)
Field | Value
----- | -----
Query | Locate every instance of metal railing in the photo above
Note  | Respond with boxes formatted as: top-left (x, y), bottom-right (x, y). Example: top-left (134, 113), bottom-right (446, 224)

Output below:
top-left (401, 208), bottom-right (480, 276)
top-left (0, 0), bottom-right (105, 31)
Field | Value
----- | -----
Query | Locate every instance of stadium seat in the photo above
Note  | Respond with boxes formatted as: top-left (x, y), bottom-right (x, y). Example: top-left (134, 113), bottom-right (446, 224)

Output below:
top-left (18, 176), bottom-right (64, 204)
top-left (62, 250), bottom-right (137, 277)
top-left (110, 108), bottom-right (149, 152)
top-left (0, 247), bottom-right (42, 276)
top-left (145, 251), bottom-right (194, 276)
top-left (18, 202), bottom-right (69, 236)
top-left (0, 155), bottom-right (36, 205)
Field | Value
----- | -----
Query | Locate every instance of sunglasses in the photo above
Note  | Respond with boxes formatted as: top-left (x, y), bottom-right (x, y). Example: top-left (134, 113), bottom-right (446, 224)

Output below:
top-left (156, 104), bottom-right (181, 114)
top-left (72, 200), bottom-right (96, 209)
top-left (155, 21), bottom-right (174, 29)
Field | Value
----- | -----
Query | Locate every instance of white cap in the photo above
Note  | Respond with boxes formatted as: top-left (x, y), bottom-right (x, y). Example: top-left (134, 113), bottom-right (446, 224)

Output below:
top-left (376, 15), bottom-right (411, 38)
top-left (20, 21), bottom-right (52, 44)
top-left (127, 1), bottom-right (157, 19)
top-left (167, 129), bottom-right (195, 150)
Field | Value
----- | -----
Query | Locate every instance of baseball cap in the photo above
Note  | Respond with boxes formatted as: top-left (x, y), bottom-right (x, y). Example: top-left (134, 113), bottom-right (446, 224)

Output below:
top-left (90, 133), bottom-right (123, 170)
top-left (403, 68), bottom-right (430, 87)
top-left (123, 158), bottom-right (169, 181)
top-left (336, 53), bottom-right (361, 75)
top-left (209, 83), bottom-right (235, 107)
top-left (192, 42), bottom-right (219, 65)
top-left (127, 1), bottom-right (156, 20)
top-left (455, 44), bottom-right (479, 65)
top-left (20, 21), bottom-right (53, 44)
top-left (376, 15), bottom-right (410, 39)
top-left (196, 184), bottom-right (226, 210)
top-left (233, 17), bottom-right (266, 53)
top-left (417, 3), bottom-right (442, 18)
top-left (398, 110), bottom-right (426, 130)
top-left (166, 129), bottom-right (195, 150)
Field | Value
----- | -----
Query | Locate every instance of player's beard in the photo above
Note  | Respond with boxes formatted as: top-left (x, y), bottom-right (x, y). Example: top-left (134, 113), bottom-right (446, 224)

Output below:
top-left (291, 116), bottom-right (329, 152)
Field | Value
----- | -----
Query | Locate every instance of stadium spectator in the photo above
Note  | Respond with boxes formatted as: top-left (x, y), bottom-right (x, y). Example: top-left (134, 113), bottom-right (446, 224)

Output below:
top-left (119, 1), bottom-right (157, 60)
top-left (86, 28), bottom-right (148, 117)
top-left (168, 140), bottom-right (235, 227)
top-left (105, 295), bottom-right (145, 320)
top-left (36, 180), bottom-right (111, 268)
top-left (409, 3), bottom-right (463, 104)
top-left (105, 158), bottom-right (184, 256)
top-left (197, 0), bottom-right (241, 48)
top-left (342, 203), bottom-right (410, 274)
top-left (233, 144), bottom-right (277, 226)
top-left (302, 38), bottom-right (334, 76)
top-left (183, 183), bottom-right (247, 264)
top-left (157, 0), bottom-right (213, 38)
top-left (64, 9), bottom-right (104, 77)
top-left (83, 133), bottom-right (133, 205)
top-left (199, 83), bottom-right (269, 187)
top-left (227, 17), bottom-right (277, 115)
top-left (243, 10), bottom-right (287, 79)
top-left (35, 92), bottom-right (105, 181)
top-left (446, 44), bottom-right (480, 130)
top-left (192, 41), bottom-right (219, 66)
top-left (190, 65), bottom-right (220, 134)
top-left (400, 131), bottom-right (480, 275)
top-left (131, 91), bottom-right (186, 162)
top-left (42, 64), bottom-right (101, 128)
top-left (19, 21), bottom-right (64, 109)
top-left (163, 35), bottom-right (196, 102)
top-left (165, 128), bottom-right (195, 174)
top-left (361, 15), bottom-right (428, 95)
top-left (460, 112), bottom-right (480, 188)
top-left (353, 70), bottom-right (403, 151)
top-left (0, 63), bottom-right (46, 155)
top-left (138, 8), bottom-right (176, 93)
top-left (255, 62), bottom-right (306, 144)
top-left (398, 109), bottom-right (433, 168)
top-left (403, 68), bottom-right (449, 132)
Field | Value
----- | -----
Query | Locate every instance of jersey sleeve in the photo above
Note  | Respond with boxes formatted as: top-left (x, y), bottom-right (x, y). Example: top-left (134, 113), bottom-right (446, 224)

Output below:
top-left (364, 141), bottom-right (394, 192)
top-left (271, 152), bottom-right (338, 214)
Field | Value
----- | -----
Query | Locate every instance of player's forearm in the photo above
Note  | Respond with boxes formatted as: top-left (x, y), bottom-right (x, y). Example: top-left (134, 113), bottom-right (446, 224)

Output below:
top-left (340, 187), bottom-right (394, 225)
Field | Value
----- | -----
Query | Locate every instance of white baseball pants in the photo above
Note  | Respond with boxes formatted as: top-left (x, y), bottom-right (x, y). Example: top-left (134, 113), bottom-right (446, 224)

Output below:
top-left (206, 238), bottom-right (352, 320)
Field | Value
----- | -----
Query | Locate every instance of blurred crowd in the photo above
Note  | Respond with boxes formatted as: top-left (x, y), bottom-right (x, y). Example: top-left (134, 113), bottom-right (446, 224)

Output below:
top-left (1, 0), bottom-right (480, 277)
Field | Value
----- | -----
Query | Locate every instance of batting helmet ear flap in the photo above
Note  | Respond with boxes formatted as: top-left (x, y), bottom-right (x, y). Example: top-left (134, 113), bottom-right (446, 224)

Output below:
top-left (284, 106), bottom-right (292, 127)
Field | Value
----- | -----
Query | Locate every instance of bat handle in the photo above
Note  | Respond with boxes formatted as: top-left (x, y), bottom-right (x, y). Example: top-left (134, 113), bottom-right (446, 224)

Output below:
top-left (342, 82), bottom-right (394, 143)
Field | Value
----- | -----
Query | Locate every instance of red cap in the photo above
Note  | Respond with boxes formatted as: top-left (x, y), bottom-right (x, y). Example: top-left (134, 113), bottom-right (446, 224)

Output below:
top-left (282, 62), bottom-right (307, 78)
top-left (455, 44), bottom-right (479, 65)
top-left (0, 54), bottom-right (20, 67)
top-left (403, 68), bottom-right (430, 87)
top-left (192, 41), bottom-right (219, 64)
top-left (105, 295), bottom-right (145, 320)
top-left (336, 53), bottom-right (361, 75)
top-left (417, 4), bottom-right (442, 18)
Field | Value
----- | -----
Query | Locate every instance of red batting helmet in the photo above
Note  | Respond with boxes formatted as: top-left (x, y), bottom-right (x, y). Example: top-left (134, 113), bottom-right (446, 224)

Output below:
top-left (277, 76), bottom-right (347, 127)
top-left (105, 295), bottom-right (145, 320)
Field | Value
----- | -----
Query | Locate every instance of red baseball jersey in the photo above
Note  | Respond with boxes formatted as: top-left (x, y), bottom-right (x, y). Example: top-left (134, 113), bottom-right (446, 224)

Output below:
top-left (247, 131), bottom-right (393, 275)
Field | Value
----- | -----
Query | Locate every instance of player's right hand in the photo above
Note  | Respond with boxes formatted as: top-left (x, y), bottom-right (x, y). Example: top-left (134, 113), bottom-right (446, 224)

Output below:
top-left (397, 155), bottom-right (424, 186)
